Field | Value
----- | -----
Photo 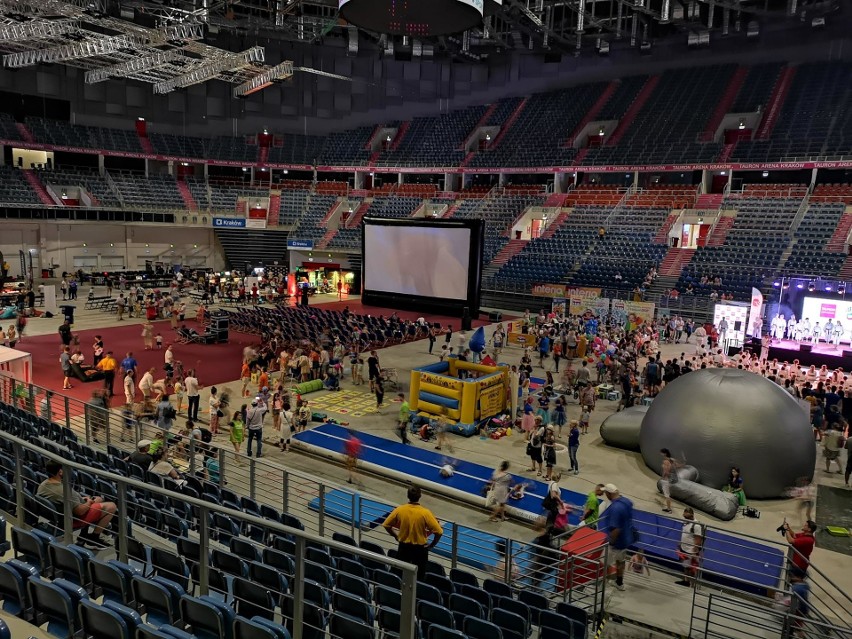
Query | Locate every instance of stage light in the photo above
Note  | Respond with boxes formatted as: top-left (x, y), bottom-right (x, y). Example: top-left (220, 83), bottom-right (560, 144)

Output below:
top-left (796, 283), bottom-right (804, 289)
top-left (839, 283), bottom-right (846, 295)
top-left (773, 281), bottom-right (780, 287)
top-left (808, 281), bottom-right (816, 292)
top-left (825, 285), bottom-right (832, 292)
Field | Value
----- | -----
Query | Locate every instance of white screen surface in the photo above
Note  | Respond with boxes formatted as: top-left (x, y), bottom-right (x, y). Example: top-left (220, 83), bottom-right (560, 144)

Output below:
top-left (364, 224), bottom-right (471, 300)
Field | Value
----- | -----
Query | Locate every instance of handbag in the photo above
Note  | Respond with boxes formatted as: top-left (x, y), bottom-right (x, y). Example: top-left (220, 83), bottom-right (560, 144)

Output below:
top-left (485, 489), bottom-right (498, 508)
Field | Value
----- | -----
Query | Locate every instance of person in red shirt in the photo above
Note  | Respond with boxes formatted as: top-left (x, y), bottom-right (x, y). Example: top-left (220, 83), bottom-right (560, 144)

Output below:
top-left (344, 429), bottom-right (363, 487)
top-left (784, 520), bottom-right (816, 571)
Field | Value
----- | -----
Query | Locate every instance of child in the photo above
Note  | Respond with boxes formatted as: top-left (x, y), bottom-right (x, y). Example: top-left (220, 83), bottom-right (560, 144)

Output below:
top-left (229, 409), bottom-right (244, 461)
top-left (579, 407), bottom-right (590, 435)
top-left (172, 379), bottom-right (184, 415)
top-left (629, 549), bottom-right (650, 576)
top-left (353, 357), bottom-right (364, 385)
top-left (509, 482), bottom-right (531, 500)
top-left (439, 457), bottom-right (460, 478)
top-left (155, 333), bottom-right (164, 349)
top-left (553, 397), bottom-right (567, 437)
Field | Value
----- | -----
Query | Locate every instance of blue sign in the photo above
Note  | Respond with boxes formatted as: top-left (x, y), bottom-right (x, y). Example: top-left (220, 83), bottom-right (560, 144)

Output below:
top-left (213, 217), bottom-right (246, 228)
top-left (287, 239), bottom-right (314, 250)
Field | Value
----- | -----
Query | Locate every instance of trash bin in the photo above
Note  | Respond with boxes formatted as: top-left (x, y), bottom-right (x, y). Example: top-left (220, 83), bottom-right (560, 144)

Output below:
top-left (60, 305), bottom-right (75, 324)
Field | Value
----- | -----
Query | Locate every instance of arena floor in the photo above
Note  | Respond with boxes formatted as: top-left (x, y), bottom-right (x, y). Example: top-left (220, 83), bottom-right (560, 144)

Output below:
top-left (10, 288), bottom-right (852, 636)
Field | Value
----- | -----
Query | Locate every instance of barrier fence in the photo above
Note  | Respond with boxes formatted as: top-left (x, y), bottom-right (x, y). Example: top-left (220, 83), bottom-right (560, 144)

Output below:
top-left (1, 370), bottom-right (851, 638)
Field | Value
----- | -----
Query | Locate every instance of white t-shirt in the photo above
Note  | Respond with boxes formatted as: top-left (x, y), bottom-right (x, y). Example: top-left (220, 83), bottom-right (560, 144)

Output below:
top-left (184, 376), bottom-right (199, 397)
top-left (680, 520), bottom-right (703, 554)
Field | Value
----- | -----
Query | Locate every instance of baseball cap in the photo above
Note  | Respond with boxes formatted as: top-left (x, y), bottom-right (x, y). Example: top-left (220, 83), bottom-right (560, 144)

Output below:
top-left (251, 399), bottom-right (258, 405)
top-left (137, 440), bottom-right (152, 449)
top-left (604, 483), bottom-right (618, 493)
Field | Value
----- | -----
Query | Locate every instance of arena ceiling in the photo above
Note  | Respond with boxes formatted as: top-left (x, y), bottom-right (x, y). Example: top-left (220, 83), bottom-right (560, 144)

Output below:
top-left (0, 0), bottom-right (841, 95)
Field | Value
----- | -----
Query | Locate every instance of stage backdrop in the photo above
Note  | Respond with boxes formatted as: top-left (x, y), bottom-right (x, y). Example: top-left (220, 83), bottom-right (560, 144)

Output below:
top-left (611, 300), bottom-right (655, 331)
top-left (713, 302), bottom-right (749, 346)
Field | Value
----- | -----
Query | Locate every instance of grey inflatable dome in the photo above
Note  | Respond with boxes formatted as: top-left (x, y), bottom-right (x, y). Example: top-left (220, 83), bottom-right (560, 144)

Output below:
top-left (639, 368), bottom-right (814, 498)
top-left (600, 406), bottom-right (648, 450)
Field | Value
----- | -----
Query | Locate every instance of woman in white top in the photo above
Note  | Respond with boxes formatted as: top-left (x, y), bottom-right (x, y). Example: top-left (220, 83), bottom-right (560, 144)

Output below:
top-left (148, 450), bottom-right (184, 485)
top-left (488, 460), bottom-right (512, 522)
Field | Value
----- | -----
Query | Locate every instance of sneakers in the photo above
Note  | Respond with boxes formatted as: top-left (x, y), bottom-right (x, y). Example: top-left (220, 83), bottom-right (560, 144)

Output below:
top-left (79, 532), bottom-right (111, 549)
top-left (675, 579), bottom-right (691, 587)
top-left (613, 582), bottom-right (626, 591)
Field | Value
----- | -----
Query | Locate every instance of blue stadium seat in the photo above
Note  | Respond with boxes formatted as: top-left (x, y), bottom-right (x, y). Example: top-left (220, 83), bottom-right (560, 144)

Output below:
top-left (79, 599), bottom-right (132, 639)
top-left (48, 542), bottom-right (94, 587)
top-left (417, 600), bottom-right (454, 637)
top-left (329, 610), bottom-right (375, 639)
top-left (180, 594), bottom-right (234, 639)
top-left (132, 574), bottom-right (184, 627)
top-left (233, 576), bottom-right (275, 621)
top-left (28, 577), bottom-right (84, 638)
top-left (0, 562), bottom-right (30, 618)
top-left (464, 616), bottom-right (504, 639)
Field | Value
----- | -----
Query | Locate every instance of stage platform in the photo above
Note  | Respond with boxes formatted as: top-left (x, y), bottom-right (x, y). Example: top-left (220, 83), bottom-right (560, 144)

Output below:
top-left (294, 424), bottom-right (786, 592)
top-left (766, 339), bottom-right (851, 369)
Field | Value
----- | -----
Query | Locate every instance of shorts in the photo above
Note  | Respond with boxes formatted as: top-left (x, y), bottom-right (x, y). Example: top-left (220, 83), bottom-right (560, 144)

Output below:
top-left (660, 479), bottom-right (671, 498)
top-left (529, 448), bottom-right (543, 463)
top-left (823, 450), bottom-right (840, 461)
top-left (74, 502), bottom-right (104, 529)
top-left (611, 548), bottom-right (629, 563)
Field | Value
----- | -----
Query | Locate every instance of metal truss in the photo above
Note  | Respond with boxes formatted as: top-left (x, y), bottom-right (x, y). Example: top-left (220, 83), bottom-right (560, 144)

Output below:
top-left (232, 60), bottom-right (294, 97)
top-left (0, 19), bottom-right (78, 41)
top-left (153, 46), bottom-right (265, 93)
top-left (84, 50), bottom-right (185, 83)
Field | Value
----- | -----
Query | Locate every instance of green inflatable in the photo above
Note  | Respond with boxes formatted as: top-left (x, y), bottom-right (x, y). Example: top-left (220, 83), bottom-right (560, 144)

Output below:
top-left (293, 379), bottom-right (324, 395)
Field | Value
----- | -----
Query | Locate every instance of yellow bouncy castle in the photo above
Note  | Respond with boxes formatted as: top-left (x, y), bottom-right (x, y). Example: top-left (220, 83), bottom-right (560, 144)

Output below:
top-left (409, 357), bottom-right (509, 436)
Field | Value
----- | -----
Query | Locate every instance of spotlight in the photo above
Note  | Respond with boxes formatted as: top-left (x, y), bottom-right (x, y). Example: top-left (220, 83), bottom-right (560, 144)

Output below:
top-left (838, 283), bottom-right (846, 295)
top-left (825, 285), bottom-right (832, 292)
top-left (808, 281), bottom-right (816, 292)
top-left (773, 281), bottom-right (780, 288)
top-left (796, 283), bottom-right (804, 289)
top-left (782, 281), bottom-right (789, 290)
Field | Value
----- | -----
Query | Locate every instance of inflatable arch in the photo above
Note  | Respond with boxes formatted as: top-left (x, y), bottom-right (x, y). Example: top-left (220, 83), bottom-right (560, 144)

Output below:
top-left (409, 358), bottom-right (509, 436)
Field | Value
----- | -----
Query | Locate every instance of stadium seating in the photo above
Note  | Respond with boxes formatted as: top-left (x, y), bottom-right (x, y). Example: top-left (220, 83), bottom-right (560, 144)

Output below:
top-left (149, 133), bottom-right (207, 159)
top-left (0, 397), bottom-right (596, 639)
top-left (377, 107), bottom-right (487, 167)
top-left (0, 166), bottom-right (42, 205)
top-left (783, 202), bottom-right (847, 277)
top-left (319, 126), bottom-right (374, 166)
top-left (110, 173), bottom-right (185, 209)
top-left (36, 167), bottom-right (122, 208)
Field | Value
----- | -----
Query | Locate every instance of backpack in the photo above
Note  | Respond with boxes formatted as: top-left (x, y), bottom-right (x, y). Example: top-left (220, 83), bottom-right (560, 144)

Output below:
top-left (531, 430), bottom-right (542, 448)
top-left (162, 405), bottom-right (177, 421)
top-left (646, 361), bottom-right (658, 380)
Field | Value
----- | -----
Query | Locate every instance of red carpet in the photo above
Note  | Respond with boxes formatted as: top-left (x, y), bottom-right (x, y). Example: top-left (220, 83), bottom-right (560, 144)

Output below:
top-left (20, 319), bottom-right (259, 402)
top-left (309, 298), bottom-right (498, 328)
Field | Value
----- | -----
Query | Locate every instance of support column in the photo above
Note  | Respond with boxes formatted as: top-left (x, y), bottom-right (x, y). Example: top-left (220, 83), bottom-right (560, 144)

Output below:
top-left (398, 173), bottom-right (405, 186)
top-left (810, 168), bottom-right (818, 189)
top-left (498, 173), bottom-right (507, 188)
top-left (98, 155), bottom-right (105, 176)
top-left (354, 171), bottom-right (366, 190)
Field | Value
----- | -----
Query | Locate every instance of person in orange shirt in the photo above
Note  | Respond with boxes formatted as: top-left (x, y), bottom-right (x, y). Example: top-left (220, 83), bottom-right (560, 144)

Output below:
top-left (257, 367), bottom-right (269, 393)
top-left (240, 362), bottom-right (252, 397)
top-left (96, 350), bottom-right (118, 397)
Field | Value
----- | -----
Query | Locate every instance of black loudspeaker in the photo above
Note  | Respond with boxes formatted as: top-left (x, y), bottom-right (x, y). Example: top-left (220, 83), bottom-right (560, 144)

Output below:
top-left (489, 311), bottom-right (503, 322)
top-left (843, 350), bottom-right (852, 359)
top-left (461, 307), bottom-right (473, 331)
top-left (800, 344), bottom-right (813, 353)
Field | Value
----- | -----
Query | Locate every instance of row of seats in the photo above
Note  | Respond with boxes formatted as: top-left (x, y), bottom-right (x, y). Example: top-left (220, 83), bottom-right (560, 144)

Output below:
top-left (0, 399), bottom-right (593, 639)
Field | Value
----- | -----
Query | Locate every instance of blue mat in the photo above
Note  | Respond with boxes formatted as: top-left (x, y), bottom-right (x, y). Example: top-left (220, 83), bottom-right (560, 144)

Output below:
top-left (296, 423), bottom-right (586, 525)
top-left (307, 489), bottom-right (392, 531)
top-left (296, 423), bottom-right (786, 591)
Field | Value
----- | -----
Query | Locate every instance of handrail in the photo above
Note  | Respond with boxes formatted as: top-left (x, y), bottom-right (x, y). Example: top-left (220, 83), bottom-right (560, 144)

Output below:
top-left (103, 169), bottom-right (125, 208)
top-left (0, 428), bottom-right (420, 639)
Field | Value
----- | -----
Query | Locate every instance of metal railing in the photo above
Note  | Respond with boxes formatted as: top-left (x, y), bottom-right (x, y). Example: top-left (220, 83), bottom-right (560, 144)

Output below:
top-left (0, 372), bottom-right (609, 621)
top-left (0, 428), bottom-right (419, 639)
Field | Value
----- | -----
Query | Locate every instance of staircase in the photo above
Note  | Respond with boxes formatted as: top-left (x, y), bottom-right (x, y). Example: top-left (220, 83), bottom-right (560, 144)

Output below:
top-left (364, 124), bottom-right (384, 149)
top-left (647, 274), bottom-right (680, 300)
top-left (543, 193), bottom-right (567, 208)
top-left (316, 228), bottom-right (338, 250)
top-left (368, 151), bottom-right (381, 166)
top-left (459, 104), bottom-right (498, 149)
top-left (564, 80), bottom-right (619, 146)
top-left (267, 191), bottom-right (281, 226)
top-left (606, 75), bottom-right (660, 147)
top-left (258, 146), bottom-right (269, 165)
top-left (540, 210), bottom-right (570, 239)
top-left (389, 121), bottom-right (411, 151)
top-left (215, 229), bottom-right (287, 271)
top-left (755, 65), bottom-right (797, 140)
top-left (176, 180), bottom-right (198, 211)
top-left (839, 255), bottom-right (852, 279)
top-left (138, 135), bottom-right (154, 154)
top-left (15, 122), bottom-right (34, 143)
top-left (459, 151), bottom-right (476, 168)
top-left (658, 247), bottom-right (696, 277)
top-left (347, 200), bottom-right (373, 228)
top-left (718, 141), bottom-right (737, 162)
top-left (700, 66), bottom-right (749, 142)
top-left (653, 213), bottom-right (680, 244)
top-left (490, 238), bottom-right (528, 265)
top-left (21, 170), bottom-right (55, 205)
top-left (488, 98), bottom-right (529, 149)
top-left (825, 210), bottom-right (852, 252)
top-left (706, 215), bottom-right (735, 247)
top-left (572, 148), bottom-right (590, 166)
top-left (695, 193), bottom-right (724, 209)
top-left (319, 199), bottom-right (343, 227)
top-left (442, 203), bottom-right (460, 219)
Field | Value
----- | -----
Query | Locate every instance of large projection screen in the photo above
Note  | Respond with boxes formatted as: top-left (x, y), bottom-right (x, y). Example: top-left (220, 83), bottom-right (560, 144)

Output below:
top-left (800, 297), bottom-right (852, 344)
top-left (362, 218), bottom-right (484, 317)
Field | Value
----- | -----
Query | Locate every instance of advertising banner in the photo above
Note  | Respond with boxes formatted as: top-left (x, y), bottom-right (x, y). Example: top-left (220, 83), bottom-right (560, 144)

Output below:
top-left (532, 284), bottom-right (601, 299)
top-left (611, 300), bottom-right (656, 331)
top-left (569, 296), bottom-right (610, 319)
top-left (746, 287), bottom-right (764, 338)
top-left (713, 302), bottom-right (749, 345)
top-left (551, 297), bottom-right (567, 316)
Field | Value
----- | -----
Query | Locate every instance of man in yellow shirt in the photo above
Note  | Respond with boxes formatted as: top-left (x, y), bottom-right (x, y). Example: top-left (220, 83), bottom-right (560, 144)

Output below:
top-left (96, 350), bottom-right (118, 398)
top-left (383, 485), bottom-right (443, 578)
